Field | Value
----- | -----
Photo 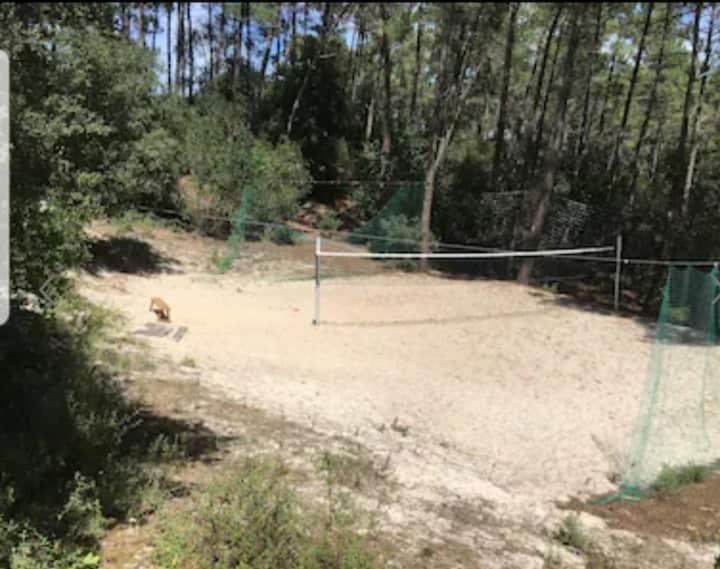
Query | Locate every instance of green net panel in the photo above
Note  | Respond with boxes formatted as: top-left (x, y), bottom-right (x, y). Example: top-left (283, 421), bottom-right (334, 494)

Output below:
top-left (603, 266), bottom-right (720, 502)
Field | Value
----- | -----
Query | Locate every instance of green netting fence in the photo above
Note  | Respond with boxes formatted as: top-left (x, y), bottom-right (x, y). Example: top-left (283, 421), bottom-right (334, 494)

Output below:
top-left (598, 265), bottom-right (720, 502)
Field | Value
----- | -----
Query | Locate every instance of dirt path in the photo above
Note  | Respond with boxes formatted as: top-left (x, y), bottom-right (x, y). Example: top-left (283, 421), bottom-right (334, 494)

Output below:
top-left (83, 221), bottom-right (720, 568)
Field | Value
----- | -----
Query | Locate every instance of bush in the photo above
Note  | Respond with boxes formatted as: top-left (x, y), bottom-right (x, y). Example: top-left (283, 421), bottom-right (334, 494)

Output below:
top-left (367, 215), bottom-right (431, 271)
top-left (651, 463), bottom-right (708, 494)
top-left (153, 459), bottom-right (381, 569)
top-left (268, 224), bottom-right (301, 245)
top-left (178, 94), bottom-right (311, 236)
top-left (318, 211), bottom-right (342, 235)
top-left (554, 514), bottom-right (591, 554)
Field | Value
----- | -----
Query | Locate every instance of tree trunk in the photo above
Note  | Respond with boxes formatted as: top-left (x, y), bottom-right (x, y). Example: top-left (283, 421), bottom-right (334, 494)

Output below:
top-left (187, 2), bottom-right (194, 101)
top-left (166, 3), bottom-right (172, 92)
top-left (410, 7), bottom-right (423, 121)
top-left (232, 13), bottom-right (243, 89)
top-left (351, 22), bottom-right (365, 104)
top-left (365, 69), bottom-right (378, 143)
top-left (243, 2), bottom-right (252, 75)
top-left (517, 7), bottom-right (581, 284)
top-left (628, 3), bottom-right (672, 206)
top-left (121, 4), bottom-right (131, 39)
top-left (217, 4), bottom-right (226, 77)
top-left (379, 3), bottom-right (393, 160)
top-left (138, 5), bottom-right (146, 47)
top-left (152, 5), bottom-right (159, 51)
top-left (492, 3), bottom-right (519, 188)
top-left (575, 3), bottom-right (604, 166)
top-left (528, 27), bottom-right (562, 179)
top-left (290, 1), bottom-right (297, 63)
top-left (258, 28), bottom-right (273, 100)
top-left (420, 11), bottom-right (483, 267)
top-left (607, 2), bottom-right (654, 180)
top-left (596, 51), bottom-right (617, 138)
top-left (671, 2), bottom-right (702, 216)
top-left (286, 3), bottom-right (348, 137)
top-left (208, 2), bottom-right (214, 81)
top-left (176, 2), bottom-right (185, 95)
top-left (531, 5), bottom-right (563, 120)
top-left (682, 2), bottom-right (715, 217)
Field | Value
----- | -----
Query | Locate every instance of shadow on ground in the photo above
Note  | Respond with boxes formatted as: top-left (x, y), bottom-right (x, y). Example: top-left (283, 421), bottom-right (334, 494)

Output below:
top-left (86, 236), bottom-right (181, 275)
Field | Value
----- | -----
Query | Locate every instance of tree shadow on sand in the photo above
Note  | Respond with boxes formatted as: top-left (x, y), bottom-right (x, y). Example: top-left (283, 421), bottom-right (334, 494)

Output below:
top-left (86, 236), bottom-right (182, 275)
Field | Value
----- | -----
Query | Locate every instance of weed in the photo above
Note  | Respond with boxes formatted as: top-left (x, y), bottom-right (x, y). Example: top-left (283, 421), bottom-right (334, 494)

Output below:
top-left (180, 356), bottom-right (196, 368)
top-left (390, 417), bottom-right (409, 437)
top-left (651, 463), bottom-right (708, 495)
top-left (153, 459), bottom-right (381, 569)
top-left (318, 211), bottom-right (342, 235)
top-left (554, 514), bottom-right (591, 554)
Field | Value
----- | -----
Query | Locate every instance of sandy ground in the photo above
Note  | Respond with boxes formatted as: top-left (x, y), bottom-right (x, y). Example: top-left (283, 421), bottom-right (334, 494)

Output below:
top-left (79, 223), bottom-right (720, 567)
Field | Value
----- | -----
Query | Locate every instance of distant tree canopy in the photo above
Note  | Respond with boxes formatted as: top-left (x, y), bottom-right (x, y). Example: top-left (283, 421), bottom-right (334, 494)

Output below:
top-left (2, 2), bottom-right (720, 305)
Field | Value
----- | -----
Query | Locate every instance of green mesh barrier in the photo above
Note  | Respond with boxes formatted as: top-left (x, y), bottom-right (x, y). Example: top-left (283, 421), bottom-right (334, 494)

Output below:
top-left (349, 183), bottom-right (424, 247)
top-left (596, 266), bottom-right (720, 503)
top-left (216, 189), bottom-right (252, 273)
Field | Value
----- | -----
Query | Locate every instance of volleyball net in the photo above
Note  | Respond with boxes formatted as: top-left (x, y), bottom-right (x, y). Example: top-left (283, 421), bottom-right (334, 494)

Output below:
top-left (311, 237), bottom-right (619, 325)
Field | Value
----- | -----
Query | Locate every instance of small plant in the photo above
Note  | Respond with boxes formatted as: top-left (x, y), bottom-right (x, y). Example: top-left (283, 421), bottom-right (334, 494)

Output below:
top-left (668, 306), bottom-right (691, 324)
top-left (180, 356), bottom-right (196, 368)
top-left (554, 514), bottom-right (591, 554)
top-left (153, 459), bottom-right (380, 569)
top-left (318, 211), bottom-right (342, 235)
top-left (268, 223), bottom-right (299, 245)
top-left (651, 463), bottom-right (708, 494)
top-left (390, 417), bottom-right (410, 437)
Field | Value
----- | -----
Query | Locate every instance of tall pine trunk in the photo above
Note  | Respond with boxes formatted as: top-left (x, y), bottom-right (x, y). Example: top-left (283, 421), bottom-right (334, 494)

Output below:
top-left (575, 3), bottom-right (604, 168)
top-left (628, 3), bottom-right (672, 206)
top-left (607, 2), bottom-right (654, 180)
top-left (492, 3), bottom-right (519, 188)
top-left (176, 2), bottom-right (185, 95)
top-left (379, 4), bottom-right (393, 161)
top-left (517, 7), bottom-right (581, 284)
top-left (682, 2), bottom-right (715, 217)
top-left (671, 2), bottom-right (702, 218)
top-left (208, 3), bottom-right (214, 81)
top-left (166, 3), bottom-right (172, 92)
top-left (410, 7), bottom-right (423, 121)
top-left (187, 2), bottom-right (194, 101)
top-left (138, 6), bottom-right (146, 46)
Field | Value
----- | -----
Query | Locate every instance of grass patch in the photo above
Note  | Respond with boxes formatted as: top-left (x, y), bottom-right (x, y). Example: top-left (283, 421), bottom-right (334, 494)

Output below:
top-left (554, 514), bottom-right (592, 554)
top-left (153, 459), bottom-right (383, 569)
top-left (0, 293), bottom-right (217, 568)
top-left (651, 463), bottom-right (708, 495)
top-left (553, 515), bottom-right (617, 568)
top-left (317, 451), bottom-right (388, 492)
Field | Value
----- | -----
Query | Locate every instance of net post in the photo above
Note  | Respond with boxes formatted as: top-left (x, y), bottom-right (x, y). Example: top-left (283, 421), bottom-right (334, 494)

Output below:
top-left (313, 236), bottom-right (321, 325)
top-left (614, 234), bottom-right (623, 311)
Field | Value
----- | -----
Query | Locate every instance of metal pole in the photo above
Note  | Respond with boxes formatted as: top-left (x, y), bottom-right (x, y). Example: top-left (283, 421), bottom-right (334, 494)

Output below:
top-left (313, 236), bottom-right (321, 325)
top-left (614, 234), bottom-right (623, 311)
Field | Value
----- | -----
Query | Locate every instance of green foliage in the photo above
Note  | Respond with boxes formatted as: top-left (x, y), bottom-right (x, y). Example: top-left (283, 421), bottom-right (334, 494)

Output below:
top-left (177, 94), bottom-right (311, 235)
top-left (554, 515), bottom-right (591, 554)
top-left (366, 215), bottom-right (428, 271)
top-left (651, 464), bottom-right (708, 494)
top-left (318, 211), bottom-right (342, 235)
top-left (268, 224), bottom-right (301, 245)
top-left (154, 459), bottom-right (381, 569)
top-left (0, 294), bottom-right (208, 568)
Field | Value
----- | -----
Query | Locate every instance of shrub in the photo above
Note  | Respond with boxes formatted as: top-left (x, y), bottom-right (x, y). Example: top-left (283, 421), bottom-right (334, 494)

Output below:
top-left (153, 459), bottom-right (381, 569)
top-left (318, 211), bottom-right (342, 235)
top-left (651, 463), bottom-right (708, 494)
top-left (367, 215), bottom-right (431, 271)
top-left (554, 514), bottom-right (591, 554)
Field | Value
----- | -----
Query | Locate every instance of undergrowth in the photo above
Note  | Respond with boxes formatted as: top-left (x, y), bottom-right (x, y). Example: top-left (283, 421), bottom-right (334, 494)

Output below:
top-left (153, 459), bottom-right (383, 569)
top-left (0, 294), bottom-right (207, 567)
